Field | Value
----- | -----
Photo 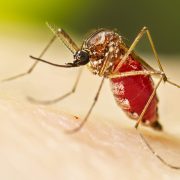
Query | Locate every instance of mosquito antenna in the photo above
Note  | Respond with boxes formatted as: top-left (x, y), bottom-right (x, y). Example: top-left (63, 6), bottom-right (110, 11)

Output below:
top-left (136, 129), bottom-right (180, 170)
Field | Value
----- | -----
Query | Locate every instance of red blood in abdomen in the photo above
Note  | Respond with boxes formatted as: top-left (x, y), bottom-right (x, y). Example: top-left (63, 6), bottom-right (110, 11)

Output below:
top-left (110, 56), bottom-right (158, 124)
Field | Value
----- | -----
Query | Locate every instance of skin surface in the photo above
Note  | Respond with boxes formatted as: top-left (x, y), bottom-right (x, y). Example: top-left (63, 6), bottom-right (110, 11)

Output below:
top-left (0, 33), bottom-right (180, 180)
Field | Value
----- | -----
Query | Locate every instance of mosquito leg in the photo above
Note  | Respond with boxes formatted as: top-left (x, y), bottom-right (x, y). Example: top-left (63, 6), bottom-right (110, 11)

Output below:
top-left (135, 77), bottom-right (163, 129)
top-left (143, 27), bottom-right (180, 88)
top-left (65, 77), bottom-right (105, 134)
top-left (166, 79), bottom-right (180, 88)
top-left (137, 130), bottom-right (180, 170)
top-left (1, 35), bottom-right (57, 82)
top-left (27, 67), bottom-right (83, 105)
top-left (133, 76), bottom-right (180, 169)
top-left (113, 26), bottom-right (164, 74)
top-left (113, 26), bottom-right (150, 74)
top-left (108, 70), bottom-right (163, 79)
top-left (114, 26), bottom-right (179, 88)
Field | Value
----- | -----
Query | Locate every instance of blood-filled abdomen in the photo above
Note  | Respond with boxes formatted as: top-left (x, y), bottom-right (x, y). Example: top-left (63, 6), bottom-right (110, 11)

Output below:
top-left (110, 56), bottom-right (162, 130)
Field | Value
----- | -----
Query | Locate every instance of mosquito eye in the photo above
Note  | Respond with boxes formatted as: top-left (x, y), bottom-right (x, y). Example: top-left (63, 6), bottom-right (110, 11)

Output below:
top-left (78, 50), bottom-right (89, 61)
top-left (75, 50), bottom-right (90, 65)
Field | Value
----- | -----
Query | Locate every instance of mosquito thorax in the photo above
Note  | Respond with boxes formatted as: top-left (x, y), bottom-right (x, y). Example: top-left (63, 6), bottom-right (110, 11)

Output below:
top-left (83, 29), bottom-right (125, 76)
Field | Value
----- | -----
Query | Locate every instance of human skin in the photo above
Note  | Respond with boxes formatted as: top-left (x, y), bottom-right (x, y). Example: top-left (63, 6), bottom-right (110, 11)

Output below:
top-left (0, 33), bottom-right (180, 180)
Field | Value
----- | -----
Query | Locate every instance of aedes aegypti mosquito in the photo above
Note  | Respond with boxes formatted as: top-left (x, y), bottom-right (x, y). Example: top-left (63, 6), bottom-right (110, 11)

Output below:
top-left (2, 23), bottom-right (180, 170)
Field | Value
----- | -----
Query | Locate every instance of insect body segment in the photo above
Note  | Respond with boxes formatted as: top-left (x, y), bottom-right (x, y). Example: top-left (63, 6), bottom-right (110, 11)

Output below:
top-left (84, 29), bottom-right (124, 76)
top-left (110, 57), bottom-right (161, 130)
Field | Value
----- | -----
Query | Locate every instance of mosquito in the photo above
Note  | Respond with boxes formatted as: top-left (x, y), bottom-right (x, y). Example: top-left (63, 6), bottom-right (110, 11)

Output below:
top-left (2, 23), bottom-right (180, 170)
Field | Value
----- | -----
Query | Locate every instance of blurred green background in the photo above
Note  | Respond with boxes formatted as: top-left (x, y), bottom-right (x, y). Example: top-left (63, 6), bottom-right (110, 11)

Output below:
top-left (0, 0), bottom-right (180, 54)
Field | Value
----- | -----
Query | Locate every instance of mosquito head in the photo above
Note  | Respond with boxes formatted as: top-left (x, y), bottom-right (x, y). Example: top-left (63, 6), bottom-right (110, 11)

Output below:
top-left (73, 49), bottom-right (90, 66)
top-left (83, 29), bottom-right (123, 76)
